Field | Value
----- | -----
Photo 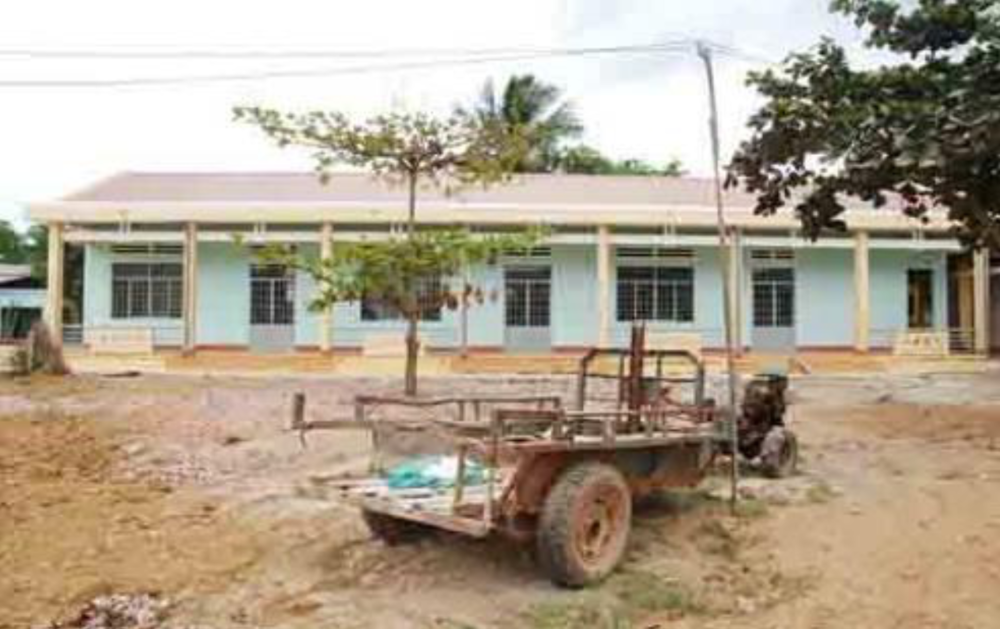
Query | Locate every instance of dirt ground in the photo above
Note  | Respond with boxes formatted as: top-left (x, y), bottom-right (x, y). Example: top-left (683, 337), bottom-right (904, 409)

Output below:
top-left (1, 369), bottom-right (999, 628)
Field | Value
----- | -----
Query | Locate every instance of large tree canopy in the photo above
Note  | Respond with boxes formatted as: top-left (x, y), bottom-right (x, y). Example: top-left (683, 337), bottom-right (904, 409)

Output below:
top-left (727, 0), bottom-right (1000, 247)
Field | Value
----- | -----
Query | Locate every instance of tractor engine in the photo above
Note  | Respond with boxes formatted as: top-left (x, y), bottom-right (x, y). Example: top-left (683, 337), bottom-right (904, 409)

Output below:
top-left (738, 373), bottom-right (788, 460)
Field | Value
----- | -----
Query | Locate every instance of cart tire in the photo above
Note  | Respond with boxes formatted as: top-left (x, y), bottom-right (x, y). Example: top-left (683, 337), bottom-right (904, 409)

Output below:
top-left (761, 427), bottom-right (798, 479)
top-left (536, 461), bottom-right (632, 588)
top-left (362, 509), bottom-right (432, 546)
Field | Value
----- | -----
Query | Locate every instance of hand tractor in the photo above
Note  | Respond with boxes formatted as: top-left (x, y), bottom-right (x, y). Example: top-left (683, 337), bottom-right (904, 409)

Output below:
top-left (293, 327), bottom-right (797, 587)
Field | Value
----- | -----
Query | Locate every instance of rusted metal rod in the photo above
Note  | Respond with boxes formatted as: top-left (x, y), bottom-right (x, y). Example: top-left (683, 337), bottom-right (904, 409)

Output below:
top-left (291, 392), bottom-right (307, 448)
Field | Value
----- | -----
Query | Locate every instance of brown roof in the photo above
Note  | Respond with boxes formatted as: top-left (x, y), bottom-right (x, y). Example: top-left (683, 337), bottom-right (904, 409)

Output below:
top-left (64, 171), bottom-right (771, 210)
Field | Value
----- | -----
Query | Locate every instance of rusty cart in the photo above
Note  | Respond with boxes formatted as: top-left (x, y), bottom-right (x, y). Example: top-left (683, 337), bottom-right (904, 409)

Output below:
top-left (296, 330), bottom-right (796, 587)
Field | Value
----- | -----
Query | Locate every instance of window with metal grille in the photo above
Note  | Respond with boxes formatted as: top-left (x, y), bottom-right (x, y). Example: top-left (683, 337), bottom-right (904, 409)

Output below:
top-left (505, 266), bottom-right (551, 327)
top-left (616, 266), bottom-right (694, 323)
top-left (752, 268), bottom-right (795, 327)
top-left (111, 263), bottom-right (183, 319)
top-left (360, 277), bottom-right (443, 322)
top-left (250, 264), bottom-right (296, 326)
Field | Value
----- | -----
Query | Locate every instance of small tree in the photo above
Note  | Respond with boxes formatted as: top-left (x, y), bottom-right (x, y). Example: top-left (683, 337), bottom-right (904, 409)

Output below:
top-left (234, 107), bottom-right (538, 395)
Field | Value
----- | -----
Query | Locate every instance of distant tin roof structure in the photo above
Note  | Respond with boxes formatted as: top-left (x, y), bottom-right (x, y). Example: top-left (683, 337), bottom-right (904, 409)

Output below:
top-left (0, 264), bottom-right (32, 283)
top-left (0, 265), bottom-right (42, 291)
top-left (30, 171), bottom-right (946, 232)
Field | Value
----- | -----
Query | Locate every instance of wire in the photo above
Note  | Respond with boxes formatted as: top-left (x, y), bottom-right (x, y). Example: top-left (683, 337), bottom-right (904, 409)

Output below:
top-left (0, 39), bottom-right (771, 89)
top-left (704, 42), bottom-right (779, 66)
top-left (0, 42), bottom-right (696, 88)
top-left (0, 43), bottom-right (689, 61)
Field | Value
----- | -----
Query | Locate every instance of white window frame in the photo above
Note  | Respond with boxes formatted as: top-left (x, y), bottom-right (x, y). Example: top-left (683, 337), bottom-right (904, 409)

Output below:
top-left (110, 262), bottom-right (183, 320)
top-left (615, 247), bottom-right (696, 324)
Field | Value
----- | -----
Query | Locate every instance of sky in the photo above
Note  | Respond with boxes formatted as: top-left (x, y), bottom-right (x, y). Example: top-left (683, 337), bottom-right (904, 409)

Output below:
top-left (0, 0), bottom-right (872, 227)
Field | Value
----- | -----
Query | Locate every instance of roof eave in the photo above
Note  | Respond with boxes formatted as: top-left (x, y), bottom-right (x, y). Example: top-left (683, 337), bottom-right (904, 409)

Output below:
top-left (27, 200), bottom-right (955, 232)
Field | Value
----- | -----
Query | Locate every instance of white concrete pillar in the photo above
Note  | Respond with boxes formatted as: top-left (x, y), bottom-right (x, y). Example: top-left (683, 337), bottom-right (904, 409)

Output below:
top-left (319, 222), bottom-right (334, 354)
top-left (597, 225), bottom-right (612, 347)
top-left (182, 223), bottom-right (198, 354)
top-left (854, 231), bottom-right (871, 352)
top-left (44, 221), bottom-right (65, 344)
top-left (973, 248), bottom-right (990, 354)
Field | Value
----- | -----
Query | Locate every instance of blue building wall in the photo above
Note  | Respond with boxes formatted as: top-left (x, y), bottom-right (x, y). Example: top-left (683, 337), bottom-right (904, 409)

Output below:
top-left (81, 241), bottom-right (951, 352)
top-left (694, 247), bottom-right (726, 348)
top-left (465, 262), bottom-right (506, 348)
top-left (0, 288), bottom-right (46, 310)
top-left (198, 243), bottom-right (250, 346)
top-left (293, 244), bottom-right (320, 348)
top-left (796, 248), bottom-right (855, 347)
top-left (868, 248), bottom-right (948, 347)
top-left (552, 246), bottom-right (599, 348)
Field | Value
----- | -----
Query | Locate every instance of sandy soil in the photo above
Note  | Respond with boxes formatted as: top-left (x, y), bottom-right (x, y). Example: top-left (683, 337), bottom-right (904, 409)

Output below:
top-left (1, 370), bottom-right (999, 628)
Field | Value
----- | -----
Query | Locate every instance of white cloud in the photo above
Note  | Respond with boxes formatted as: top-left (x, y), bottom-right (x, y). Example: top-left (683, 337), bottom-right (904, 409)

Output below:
top-left (0, 0), bottom-right (872, 226)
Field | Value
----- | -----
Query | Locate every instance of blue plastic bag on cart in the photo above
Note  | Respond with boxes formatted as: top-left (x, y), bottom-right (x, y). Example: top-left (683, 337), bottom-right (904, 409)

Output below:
top-left (386, 455), bottom-right (485, 490)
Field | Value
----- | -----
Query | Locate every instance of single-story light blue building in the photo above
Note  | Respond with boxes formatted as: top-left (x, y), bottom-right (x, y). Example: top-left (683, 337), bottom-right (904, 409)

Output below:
top-left (0, 264), bottom-right (46, 342)
top-left (28, 172), bottom-right (999, 356)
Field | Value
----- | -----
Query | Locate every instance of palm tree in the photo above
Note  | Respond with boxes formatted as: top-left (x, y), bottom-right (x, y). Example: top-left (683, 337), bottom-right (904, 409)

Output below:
top-left (472, 75), bottom-right (583, 173)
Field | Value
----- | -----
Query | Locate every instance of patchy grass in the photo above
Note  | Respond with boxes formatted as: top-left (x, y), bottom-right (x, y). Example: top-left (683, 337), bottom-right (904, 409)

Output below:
top-left (693, 519), bottom-right (742, 560)
top-left (522, 599), bottom-right (628, 629)
top-left (805, 480), bottom-right (838, 504)
top-left (518, 571), bottom-right (706, 629)
top-left (634, 487), bottom-right (716, 517)
top-left (431, 618), bottom-right (482, 629)
top-left (734, 497), bottom-right (770, 519)
top-left (610, 569), bottom-right (706, 617)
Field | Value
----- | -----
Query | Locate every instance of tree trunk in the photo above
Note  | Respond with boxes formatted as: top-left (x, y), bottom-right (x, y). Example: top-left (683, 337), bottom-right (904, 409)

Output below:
top-left (403, 169), bottom-right (419, 396)
top-left (407, 170), bottom-right (417, 237)
top-left (404, 314), bottom-right (419, 397)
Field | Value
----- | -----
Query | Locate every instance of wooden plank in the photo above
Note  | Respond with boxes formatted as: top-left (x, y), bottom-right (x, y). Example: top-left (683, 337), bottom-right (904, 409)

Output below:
top-left (507, 431), bottom-right (721, 454)
top-left (356, 394), bottom-right (562, 408)
top-left (359, 498), bottom-right (492, 538)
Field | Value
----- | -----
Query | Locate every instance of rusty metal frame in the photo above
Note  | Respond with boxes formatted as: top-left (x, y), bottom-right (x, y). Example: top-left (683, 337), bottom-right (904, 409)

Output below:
top-left (303, 340), bottom-right (725, 542)
top-left (575, 347), bottom-right (706, 412)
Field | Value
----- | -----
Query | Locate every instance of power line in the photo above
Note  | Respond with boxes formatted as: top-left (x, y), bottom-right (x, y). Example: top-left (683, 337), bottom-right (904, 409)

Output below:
top-left (0, 42), bottom-right (693, 88)
top-left (0, 40), bottom-right (767, 89)
top-left (706, 43), bottom-right (779, 66)
top-left (0, 43), bottom-right (687, 61)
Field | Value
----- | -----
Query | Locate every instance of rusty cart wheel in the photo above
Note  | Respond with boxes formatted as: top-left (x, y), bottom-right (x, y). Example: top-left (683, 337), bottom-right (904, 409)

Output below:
top-left (362, 508), bottom-right (432, 546)
top-left (536, 461), bottom-right (632, 588)
top-left (761, 427), bottom-right (798, 479)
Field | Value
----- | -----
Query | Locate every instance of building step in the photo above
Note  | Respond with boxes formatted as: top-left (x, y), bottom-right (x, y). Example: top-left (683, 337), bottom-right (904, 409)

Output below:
top-left (67, 354), bottom-right (168, 374)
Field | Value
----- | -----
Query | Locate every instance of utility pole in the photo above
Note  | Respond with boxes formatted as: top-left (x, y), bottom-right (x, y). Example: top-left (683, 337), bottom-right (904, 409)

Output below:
top-left (696, 41), bottom-right (740, 513)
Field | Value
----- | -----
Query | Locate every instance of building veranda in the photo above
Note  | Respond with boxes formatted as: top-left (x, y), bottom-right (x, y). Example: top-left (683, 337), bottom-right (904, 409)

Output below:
top-left (29, 172), bottom-right (999, 363)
